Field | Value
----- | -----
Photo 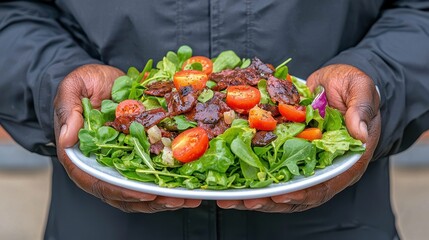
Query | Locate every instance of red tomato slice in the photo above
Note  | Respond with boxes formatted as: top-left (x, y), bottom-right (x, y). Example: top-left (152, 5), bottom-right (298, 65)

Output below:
top-left (171, 127), bottom-right (209, 163)
top-left (248, 106), bottom-right (277, 131)
top-left (115, 99), bottom-right (145, 118)
top-left (296, 127), bottom-right (323, 141)
top-left (278, 103), bottom-right (306, 122)
top-left (226, 85), bottom-right (261, 113)
top-left (182, 56), bottom-right (213, 75)
top-left (173, 70), bottom-right (208, 91)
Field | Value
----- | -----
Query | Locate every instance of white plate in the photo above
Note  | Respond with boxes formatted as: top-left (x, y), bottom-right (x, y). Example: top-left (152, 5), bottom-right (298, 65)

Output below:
top-left (65, 145), bottom-right (361, 200)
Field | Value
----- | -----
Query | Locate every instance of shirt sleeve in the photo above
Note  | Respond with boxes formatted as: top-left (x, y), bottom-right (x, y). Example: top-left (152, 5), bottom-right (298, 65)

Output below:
top-left (0, 1), bottom-right (101, 155)
top-left (325, 1), bottom-right (429, 160)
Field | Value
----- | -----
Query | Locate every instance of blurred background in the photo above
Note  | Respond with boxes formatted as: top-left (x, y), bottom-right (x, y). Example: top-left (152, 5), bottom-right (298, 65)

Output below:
top-left (0, 126), bottom-right (428, 240)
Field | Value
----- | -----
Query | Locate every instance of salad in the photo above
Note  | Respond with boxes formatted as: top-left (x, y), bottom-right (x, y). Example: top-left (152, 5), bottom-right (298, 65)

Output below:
top-left (78, 46), bottom-right (364, 190)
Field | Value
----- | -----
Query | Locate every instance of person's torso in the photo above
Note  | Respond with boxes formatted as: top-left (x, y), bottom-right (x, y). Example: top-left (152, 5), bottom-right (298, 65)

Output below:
top-left (55, 0), bottom-right (385, 78)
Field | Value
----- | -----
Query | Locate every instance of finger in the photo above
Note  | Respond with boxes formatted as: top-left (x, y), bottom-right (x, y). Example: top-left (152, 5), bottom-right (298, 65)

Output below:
top-left (217, 200), bottom-right (244, 209)
top-left (183, 199), bottom-right (203, 208)
top-left (151, 197), bottom-right (201, 209)
top-left (271, 180), bottom-right (331, 206)
top-left (241, 198), bottom-right (310, 213)
top-left (105, 197), bottom-right (201, 213)
top-left (242, 197), bottom-right (271, 210)
top-left (104, 200), bottom-right (178, 213)
top-left (344, 80), bottom-right (379, 143)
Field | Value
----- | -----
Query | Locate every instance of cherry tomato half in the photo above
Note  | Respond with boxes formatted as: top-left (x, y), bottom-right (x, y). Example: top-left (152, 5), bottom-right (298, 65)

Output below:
top-left (171, 127), bottom-right (209, 163)
top-left (248, 106), bottom-right (277, 131)
top-left (115, 99), bottom-right (145, 118)
top-left (226, 85), bottom-right (261, 113)
top-left (296, 127), bottom-right (323, 141)
top-left (278, 103), bottom-right (306, 123)
top-left (173, 70), bottom-right (208, 91)
top-left (182, 56), bottom-right (213, 75)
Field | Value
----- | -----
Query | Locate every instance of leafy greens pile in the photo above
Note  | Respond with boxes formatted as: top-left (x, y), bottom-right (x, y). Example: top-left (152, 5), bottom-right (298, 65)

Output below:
top-left (77, 46), bottom-right (365, 190)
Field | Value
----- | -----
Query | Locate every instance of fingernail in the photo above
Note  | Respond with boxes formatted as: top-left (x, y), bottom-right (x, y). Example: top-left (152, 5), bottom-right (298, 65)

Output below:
top-left (251, 204), bottom-right (262, 210)
top-left (60, 124), bottom-right (68, 139)
top-left (165, 204), bottom-right (176, 208)
top-left (281, 199), bottom-right (291, 204)
top-left (226, 204), bottom-right (236, 209)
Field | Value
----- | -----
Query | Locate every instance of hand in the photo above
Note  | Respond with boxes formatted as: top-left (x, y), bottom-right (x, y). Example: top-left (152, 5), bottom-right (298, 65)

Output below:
top-left (53, 64), bottom-right (201, 213)
top-left (217, 64), bottom-right (381, 212)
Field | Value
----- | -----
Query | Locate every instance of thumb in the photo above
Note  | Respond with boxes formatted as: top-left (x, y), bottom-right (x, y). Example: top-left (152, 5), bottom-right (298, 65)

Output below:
top-left (56, 106), bottom-right (84, 149)
top-left (54, 79), bottom-right (86, 149)
top-left (344, 105), bottom-right (371, 143)
top-left (343, 81), bottom-right (379, 143)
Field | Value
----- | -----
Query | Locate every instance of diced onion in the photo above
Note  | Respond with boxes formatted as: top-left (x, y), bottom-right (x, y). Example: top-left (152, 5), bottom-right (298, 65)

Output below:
top-left (161, 137), bottom-right (172, 147)
top-left (223, 110), bottom-right (236, 124)
top-left (162, 146), bottom-right (174, 166)
top-left (147, 125), bottom-right (162, 144)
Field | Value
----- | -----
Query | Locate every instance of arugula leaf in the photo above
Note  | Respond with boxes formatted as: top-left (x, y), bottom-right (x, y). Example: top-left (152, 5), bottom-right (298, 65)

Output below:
top-left (128, 81), bottom-right (144, 100)
top-left (183, 62), bottom-right (203, 71)
top-left (292, 77), bottom-right (312, 99)
top-left (177, 45), bottom-right (192, 66)
top-left (305, 105), bottom-right (325, 130)
top-left (96, 126), bottom-right (119, 144)
top-left (182, 177), bottom-right (202, 189)
top-left (240, 58), bottom-right (251, 68)
top-left (317, 150), bottom-right (346, 168)
top-left (250, 179), bottom-right (273, 188)
top-left (166, 51), bottom-right (180, 69)
top-left (271, 123), bottom-right (306, 158)
top-left (131, 137), bottom-right (156, 171)
top-left (274, 66), bottom-right (288, 80)
top-left (206, 80), bottom-right (217, 89)
top-left (197, 89), bottom-right (214, 103)
top-left (129, 122), bottom-right (150, 153)
top-left (206, 170), bottom-right (228, 187)
top-left (270, 138), bottom-right (316, 175)
top-left (127, 67), bottom-right (140, 80)
top-left (88, 109), bottom-right (104, 131)
top-left (239, 158), bottom-right (259, 180)
top-left (324, 107), bottom-right (344, 131)
top-left (137, 59), bottom-right (153, 82)
top-left (274, 58), bottom-right (292, 80)
top-left (101, 100), bottom-right (118, 122)
top-left (313, 130), bottom-right (363, 153)
top-left (142, 96), bottom-right (167, 110)
top-left (179, 138), bottom-right (235, 175)
top-left (111, 76), bottom-right (133, 102)
top-left (123, 170), bottom-right (157, 182)
top-left (213, 50), bottom-right (241, 72)
top-left (82, 98), bottom-right (93, 130)
top-left (257, 79), bottom-right (274, 104)
top-left (142, 57), bottom-right (177, 85)
top-left (173, 115), bottom-right (197, 130)
top-left (231, 136), bottom-right (263, 170)
top-left (81, 98), bottom-right (105, 132)
top-left (78, 129), bottom-right (99, 156)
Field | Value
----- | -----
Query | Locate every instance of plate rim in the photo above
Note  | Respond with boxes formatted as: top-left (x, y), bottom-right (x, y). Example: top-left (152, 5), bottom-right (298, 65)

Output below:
top-left (65, 145), bottom-right (361, 200)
